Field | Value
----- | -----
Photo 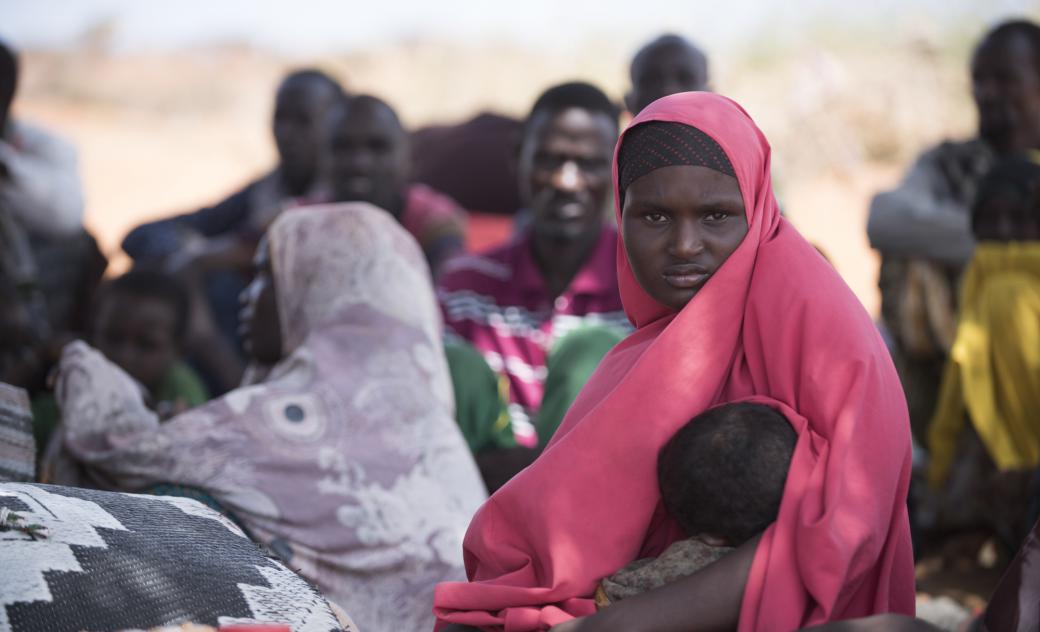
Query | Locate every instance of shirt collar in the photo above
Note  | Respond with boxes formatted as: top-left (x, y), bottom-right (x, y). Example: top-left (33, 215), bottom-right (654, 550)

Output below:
top-left (515, 223), bottom-right (618, 297)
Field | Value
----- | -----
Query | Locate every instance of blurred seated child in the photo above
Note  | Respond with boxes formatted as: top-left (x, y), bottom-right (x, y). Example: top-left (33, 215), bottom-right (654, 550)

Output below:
top-left (91, 269), bottom-right (209, 419)
top-left (595, 402), bottom-right (796, 606)
top-left (927, 157), bottom-right (1040, 549)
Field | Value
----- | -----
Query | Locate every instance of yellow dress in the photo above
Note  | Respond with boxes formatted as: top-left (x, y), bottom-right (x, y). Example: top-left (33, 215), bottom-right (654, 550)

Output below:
top-left (928, 242), bottom-right (1040, 487)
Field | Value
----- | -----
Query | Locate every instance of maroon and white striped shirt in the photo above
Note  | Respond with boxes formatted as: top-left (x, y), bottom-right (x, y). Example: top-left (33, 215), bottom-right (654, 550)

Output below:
top-left (437, 225), bottom-right (630, 446)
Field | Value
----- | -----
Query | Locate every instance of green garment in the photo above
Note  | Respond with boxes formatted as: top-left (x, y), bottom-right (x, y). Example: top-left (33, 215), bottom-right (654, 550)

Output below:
top-left (445, 342), bottom-right (516, 453)
top-left (447, 325), bottom-right (624, 454)
top-left (30, 361), bottom-right (209, 459)
top-left (535, 326), bottom-right (624, 442)
top-left (154, 361), bottom-right (210, 412)
top-left (30, 395), bottom-right (60, 461)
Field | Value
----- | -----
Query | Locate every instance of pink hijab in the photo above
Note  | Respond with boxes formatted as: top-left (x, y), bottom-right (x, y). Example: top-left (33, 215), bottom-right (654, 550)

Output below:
top-left (433, 93), bottom-right (915, 630)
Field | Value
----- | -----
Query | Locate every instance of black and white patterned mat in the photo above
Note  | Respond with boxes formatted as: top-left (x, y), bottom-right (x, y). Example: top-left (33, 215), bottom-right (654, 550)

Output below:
top-left (0, 483), bottom-right (349, 632)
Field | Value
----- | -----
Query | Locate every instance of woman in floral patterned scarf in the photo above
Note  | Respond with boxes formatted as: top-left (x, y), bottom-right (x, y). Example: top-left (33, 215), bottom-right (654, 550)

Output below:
top-left (50, 202), bottom-right (487, 632)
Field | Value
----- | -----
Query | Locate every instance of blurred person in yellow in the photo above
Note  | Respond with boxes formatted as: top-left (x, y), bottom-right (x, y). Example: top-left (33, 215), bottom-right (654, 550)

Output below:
top-left (625, 34), bottom-right (710, 116)
top-left (868, 20), bottom-right (1040, 443)
top-left (120, 70), bottom-right (344, 394)
top-left (320, 94), bottom-right (467, 277)
top-left (927, 156), bottom-right (1040, 549)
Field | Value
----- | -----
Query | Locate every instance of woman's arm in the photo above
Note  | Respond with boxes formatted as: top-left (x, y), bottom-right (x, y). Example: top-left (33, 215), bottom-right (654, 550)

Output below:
top-left (554, 534), bottom-right (761, 632)
top-left (52, 342), bottom-right (169, 487)
top-left (804, 615), bottom-right (941, 632)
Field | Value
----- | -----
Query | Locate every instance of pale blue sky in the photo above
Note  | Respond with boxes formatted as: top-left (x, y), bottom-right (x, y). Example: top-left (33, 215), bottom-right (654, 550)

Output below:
top-left (3, 0), bottom-right (1038, 55)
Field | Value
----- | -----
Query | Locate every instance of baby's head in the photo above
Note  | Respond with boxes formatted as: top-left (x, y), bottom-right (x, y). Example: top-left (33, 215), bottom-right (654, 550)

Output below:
top-left (972, 157), bottom-right (1040, 242)
top-left (657, 402), bottom-right (796, 547)
top-left (91, 269), bottom-right (189, 394)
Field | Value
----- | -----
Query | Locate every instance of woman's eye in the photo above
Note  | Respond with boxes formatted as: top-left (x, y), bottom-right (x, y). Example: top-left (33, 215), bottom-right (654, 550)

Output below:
top-left (706, 211), bottom-right (729, 223)
top-left (643, 212), bottom-right (667, 224)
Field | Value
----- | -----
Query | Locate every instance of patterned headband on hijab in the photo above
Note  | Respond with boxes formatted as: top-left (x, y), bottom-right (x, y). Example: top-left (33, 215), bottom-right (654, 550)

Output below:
top-left (617, 120), bottom-right (736, 199)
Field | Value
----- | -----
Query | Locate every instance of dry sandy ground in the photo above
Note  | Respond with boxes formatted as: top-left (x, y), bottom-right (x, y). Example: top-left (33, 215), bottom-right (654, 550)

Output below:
top-left (15, 32), bottom-right (981, 317)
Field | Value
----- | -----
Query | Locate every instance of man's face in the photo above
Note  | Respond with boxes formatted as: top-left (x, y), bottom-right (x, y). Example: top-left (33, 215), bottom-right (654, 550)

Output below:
top-left (972, 34), bottom-right (1040, 152)
top-left (628, 42), bottom-right (709, 115)
top-left (273, 80), bottom-right (337, 188)
top-left (325, 101), bottom-right (409, 214)
top-left (518, 107), bottom-right (617, 243)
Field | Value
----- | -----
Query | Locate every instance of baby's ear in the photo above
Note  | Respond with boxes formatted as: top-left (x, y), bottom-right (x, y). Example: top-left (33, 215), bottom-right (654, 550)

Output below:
top-left (693, 534), bottom-right (730, 547)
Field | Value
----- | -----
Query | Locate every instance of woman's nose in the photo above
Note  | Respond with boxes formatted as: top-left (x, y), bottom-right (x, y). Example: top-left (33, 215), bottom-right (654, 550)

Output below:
top-left (669, 219), bottom-right (705, 259)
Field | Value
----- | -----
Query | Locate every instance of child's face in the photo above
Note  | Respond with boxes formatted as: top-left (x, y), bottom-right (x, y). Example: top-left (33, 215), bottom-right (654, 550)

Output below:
top-left (92, 293), bottom-right (179, 393)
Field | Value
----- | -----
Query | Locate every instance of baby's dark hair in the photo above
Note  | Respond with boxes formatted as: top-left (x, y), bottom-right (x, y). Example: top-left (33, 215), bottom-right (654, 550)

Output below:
top-left (657, 402), bottom-right (796, 545)
top-left (972, 157), bottom-right (1040, 241)
top-left (95, 268), bottom-right (191, 340)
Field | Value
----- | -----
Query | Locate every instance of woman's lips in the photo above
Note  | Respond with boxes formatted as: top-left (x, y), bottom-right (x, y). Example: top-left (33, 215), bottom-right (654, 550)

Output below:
top-left (662, 264), bottom-right (710, 289)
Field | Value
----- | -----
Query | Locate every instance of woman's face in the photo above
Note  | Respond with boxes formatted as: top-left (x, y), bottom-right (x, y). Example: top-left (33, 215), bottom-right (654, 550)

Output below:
top-left (239, 237), bottom-right (284, 365)
top-left (622, 165), bottom-right (748, 310)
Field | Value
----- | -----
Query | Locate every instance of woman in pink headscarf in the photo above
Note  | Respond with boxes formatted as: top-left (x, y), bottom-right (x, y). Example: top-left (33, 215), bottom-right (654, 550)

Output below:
top-left (434, 92), bottom-right (915, 631)
top-left (51, 203), bottom-right (488, 632)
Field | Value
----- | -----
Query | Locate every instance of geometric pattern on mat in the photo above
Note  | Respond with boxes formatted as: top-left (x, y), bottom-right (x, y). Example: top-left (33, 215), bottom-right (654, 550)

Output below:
top-left (0, 483), bottom-right (346, 632)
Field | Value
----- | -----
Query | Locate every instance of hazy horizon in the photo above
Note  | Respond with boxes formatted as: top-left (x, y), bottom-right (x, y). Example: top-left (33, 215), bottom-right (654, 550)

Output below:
top-left (4, 0), bottom-right (1038, 56)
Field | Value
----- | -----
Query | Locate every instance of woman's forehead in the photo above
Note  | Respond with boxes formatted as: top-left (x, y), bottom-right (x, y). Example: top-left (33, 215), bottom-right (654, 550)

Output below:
top-left (618, 121), bottom-right (734, 189)
top-left (626, 165), bottom-right (740, 199)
